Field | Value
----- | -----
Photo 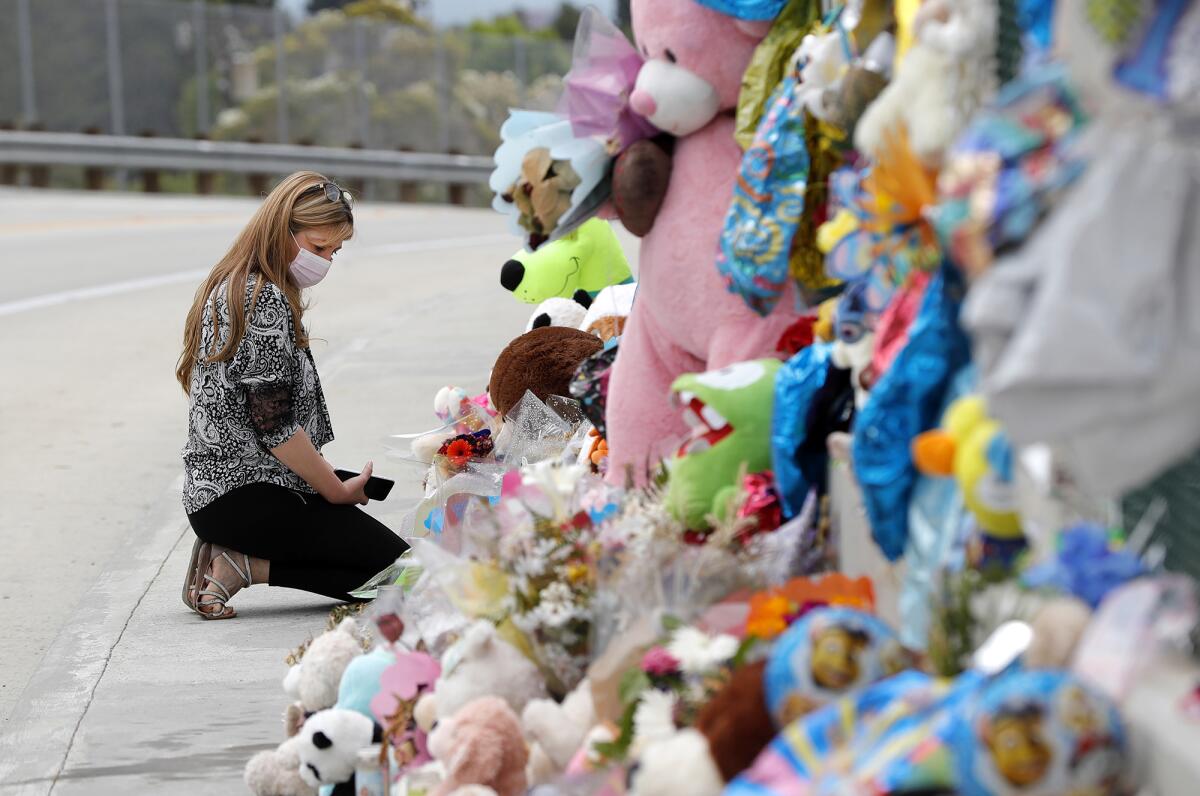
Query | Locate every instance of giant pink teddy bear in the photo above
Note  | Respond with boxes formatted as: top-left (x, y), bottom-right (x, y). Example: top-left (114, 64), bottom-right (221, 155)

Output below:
top-left (605, 0), bottom-right (803, 481)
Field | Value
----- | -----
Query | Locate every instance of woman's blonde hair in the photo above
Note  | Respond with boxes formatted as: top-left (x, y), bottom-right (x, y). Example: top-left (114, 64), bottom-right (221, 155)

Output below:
top-left (176, 171), bottom-right (353, 392)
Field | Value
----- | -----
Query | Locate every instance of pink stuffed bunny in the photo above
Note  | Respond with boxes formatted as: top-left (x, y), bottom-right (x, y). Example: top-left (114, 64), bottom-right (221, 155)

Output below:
top-left (605, 0), bottom-right (802, 481)
top-left (429, 696), bottom-right (528, 796)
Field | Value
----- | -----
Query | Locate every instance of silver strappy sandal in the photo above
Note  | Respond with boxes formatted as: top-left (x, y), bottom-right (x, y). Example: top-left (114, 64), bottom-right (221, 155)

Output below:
top-left (182, 538), bottom-right (210, 611)
top-left (189, 546), bottom-right (254, 620)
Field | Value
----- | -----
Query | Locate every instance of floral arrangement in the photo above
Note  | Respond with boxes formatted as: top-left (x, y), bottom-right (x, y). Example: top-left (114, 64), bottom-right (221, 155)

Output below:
top-left (595, 621), bottom-right (746, 762)
top-left (436, 429), bottom-right (495, 472)
top-left (494, 461), bottom-right (625, 692)
top-left (735, 472), bottom-right (784, 544)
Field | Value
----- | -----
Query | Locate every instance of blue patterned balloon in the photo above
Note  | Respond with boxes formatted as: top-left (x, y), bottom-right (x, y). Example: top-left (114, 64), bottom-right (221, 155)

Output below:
top-left (717, 73), bottom-right (811, 317)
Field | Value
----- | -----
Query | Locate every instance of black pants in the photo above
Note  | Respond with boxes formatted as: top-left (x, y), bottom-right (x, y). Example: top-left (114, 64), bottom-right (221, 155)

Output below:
top-left (187, 483), bottom-right (407, 601)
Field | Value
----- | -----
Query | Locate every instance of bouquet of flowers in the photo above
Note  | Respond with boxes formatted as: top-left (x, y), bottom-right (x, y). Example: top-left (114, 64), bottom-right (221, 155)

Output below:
top-left (436, 429), bottom-right (495, 473)
top-left (494, 461), bottom-right (625, 692)
top-left (594, 621), bottom-right (746, 762)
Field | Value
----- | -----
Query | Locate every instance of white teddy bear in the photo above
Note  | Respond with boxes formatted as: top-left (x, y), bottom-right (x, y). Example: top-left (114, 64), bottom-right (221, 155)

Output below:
top-left (431, 620), bottom-right (548, 722)
top-left (522, 679), bottom-right (597, 785)
top-left (630, 728), bottom-right (724, 796)
top-left (794, 30), bottom-right (852, 122)
top-left (855, 0), bottom-right (998, 164)
top-left (245, 618), bottom-right (366, 796)
top-left (243, 734), bottom-right (317, 796)
top-left (282, 618), bottom-right (364, 716)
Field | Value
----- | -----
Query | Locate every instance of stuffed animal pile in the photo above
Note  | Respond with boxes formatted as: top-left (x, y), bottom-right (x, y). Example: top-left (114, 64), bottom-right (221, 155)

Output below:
top-left (244, 0), bottom-right (1200, 793)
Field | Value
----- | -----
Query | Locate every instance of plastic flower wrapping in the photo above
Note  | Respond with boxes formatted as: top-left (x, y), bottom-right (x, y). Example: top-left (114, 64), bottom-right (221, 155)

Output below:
top-left (487, 461), bottom-right (624, 692)
top-left (556, 7), bottom-right (658, 153)
top-left (490, 112), bottom-right (612, 250)
top-left (591, 620), bottom-right (745, 762)
top-left (368, 423), bottom-right (822, 705)
top-left (489, 8), bottom-right (658, 249)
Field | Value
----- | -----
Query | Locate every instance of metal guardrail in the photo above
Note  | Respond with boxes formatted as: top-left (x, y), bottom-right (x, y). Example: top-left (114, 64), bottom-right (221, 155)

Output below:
top-left (0, 130), bottom-right (495, 184)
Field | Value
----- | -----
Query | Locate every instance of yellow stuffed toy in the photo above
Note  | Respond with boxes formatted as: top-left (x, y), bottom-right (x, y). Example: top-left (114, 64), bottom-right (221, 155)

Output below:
top-left (912, 395), bottom-right (1024, 566)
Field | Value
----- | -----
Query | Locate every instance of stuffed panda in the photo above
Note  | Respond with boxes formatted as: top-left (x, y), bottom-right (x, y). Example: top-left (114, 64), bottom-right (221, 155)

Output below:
top-left (525, 292), bottom-right (592, 333)
top-left (297, 708), bottom-right (382, 795)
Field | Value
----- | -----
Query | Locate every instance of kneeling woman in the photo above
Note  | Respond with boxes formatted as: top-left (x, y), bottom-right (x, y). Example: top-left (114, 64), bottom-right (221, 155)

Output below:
top-left (177, 171), bottom-right (405, 619)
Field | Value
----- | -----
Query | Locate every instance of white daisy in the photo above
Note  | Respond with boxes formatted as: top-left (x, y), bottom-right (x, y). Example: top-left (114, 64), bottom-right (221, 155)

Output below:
top-left (666, 627), bottom-right (740, 675)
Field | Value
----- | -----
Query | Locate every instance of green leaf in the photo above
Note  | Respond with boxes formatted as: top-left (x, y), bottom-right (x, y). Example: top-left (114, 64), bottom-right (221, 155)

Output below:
top-left (661, 614), bottom-right (684, 632)
top-left (618, 668), bottom-right (652, 706)
top-left (593, 699), bottom-right (639, 761)
top-left (731, 635), bottom-right (759, 668)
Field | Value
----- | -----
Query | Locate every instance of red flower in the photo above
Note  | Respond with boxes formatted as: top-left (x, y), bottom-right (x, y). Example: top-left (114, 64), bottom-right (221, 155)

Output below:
top-left (443, 438), bottom-right (473, 466)
top-left (736, 471), bottom-right (782, 543)
top-left (776, 315), bottom-right (817, 357)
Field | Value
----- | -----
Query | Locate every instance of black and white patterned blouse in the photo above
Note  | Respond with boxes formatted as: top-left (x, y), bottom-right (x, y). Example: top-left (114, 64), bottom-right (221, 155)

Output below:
top-left (181, 274), bottom-right (334, 514)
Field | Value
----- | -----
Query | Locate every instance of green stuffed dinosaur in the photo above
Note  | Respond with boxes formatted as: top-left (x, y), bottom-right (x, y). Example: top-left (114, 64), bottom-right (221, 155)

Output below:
top-left (666, 358), bottom-right (782, 530)
top-left (499, 218), bottom-right (634, 304)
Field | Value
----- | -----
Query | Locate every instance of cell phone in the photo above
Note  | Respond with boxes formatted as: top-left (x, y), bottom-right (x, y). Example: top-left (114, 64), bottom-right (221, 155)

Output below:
top-left (334, 468), bottom-right (395, 501)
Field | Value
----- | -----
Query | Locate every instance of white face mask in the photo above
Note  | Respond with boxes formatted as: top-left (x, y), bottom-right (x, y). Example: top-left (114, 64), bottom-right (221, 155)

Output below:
top-left (289, 234), bottom-right (331, 288)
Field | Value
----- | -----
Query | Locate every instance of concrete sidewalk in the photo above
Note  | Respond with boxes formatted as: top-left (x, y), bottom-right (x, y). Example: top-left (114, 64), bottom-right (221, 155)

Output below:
top-left (1, 524), bottom-right (335, 794)
top-left (0, 204), bottom-right (556, 794)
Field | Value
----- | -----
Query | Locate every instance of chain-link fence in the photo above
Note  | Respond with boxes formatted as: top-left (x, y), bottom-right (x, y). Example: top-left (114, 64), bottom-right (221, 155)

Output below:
top-left (2, 0), bottom-right (571, 158)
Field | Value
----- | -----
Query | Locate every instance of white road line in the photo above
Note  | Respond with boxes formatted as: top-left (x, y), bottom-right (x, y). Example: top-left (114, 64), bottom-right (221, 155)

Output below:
top-left (0, 233), bottom-right (515, 318)
top-left (0, 269), bottom-right (210, 317)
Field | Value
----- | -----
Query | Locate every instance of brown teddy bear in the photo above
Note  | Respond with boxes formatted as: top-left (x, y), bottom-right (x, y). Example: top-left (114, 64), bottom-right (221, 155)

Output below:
top-left (631, 660), bottom-right (775, 796)
top-left (695, 659), bottom-right (776, 782)
top-left (488, 326), bottom-right (603, 417)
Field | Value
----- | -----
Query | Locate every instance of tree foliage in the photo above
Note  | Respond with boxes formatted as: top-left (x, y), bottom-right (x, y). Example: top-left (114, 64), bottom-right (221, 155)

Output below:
top-left (203, 4), bottom-right (569, 154)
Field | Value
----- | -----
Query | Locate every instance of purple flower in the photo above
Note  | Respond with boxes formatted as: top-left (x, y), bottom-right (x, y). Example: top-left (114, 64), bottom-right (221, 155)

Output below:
top-left (640, 646), bottom-right (681, 677)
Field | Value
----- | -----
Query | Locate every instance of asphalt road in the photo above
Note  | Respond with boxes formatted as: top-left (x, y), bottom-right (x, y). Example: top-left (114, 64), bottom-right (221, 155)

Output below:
top-left (0, 188), bottom-right (542, 733)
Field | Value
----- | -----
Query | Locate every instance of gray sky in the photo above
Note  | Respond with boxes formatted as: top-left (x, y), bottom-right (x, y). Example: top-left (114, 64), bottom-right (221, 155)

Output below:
top-left (279, 0), bottom-right (617, 27)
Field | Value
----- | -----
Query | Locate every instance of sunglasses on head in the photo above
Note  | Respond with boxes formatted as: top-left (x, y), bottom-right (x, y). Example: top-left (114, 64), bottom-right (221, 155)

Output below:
top-left (305, 181), bottom-right (354, 209)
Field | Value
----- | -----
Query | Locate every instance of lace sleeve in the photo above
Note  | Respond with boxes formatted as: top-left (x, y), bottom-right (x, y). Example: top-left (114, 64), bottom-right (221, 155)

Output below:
top-left (247, 383), bottom-right (295, 439)
top-left (227, 283), bottom-right (300, 448)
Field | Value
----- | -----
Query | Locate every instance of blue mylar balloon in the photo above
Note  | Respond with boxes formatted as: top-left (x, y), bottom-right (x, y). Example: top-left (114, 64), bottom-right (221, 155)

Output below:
top-left (692, 0), bottom-right (788, 19)
top-left (771, 342), bottom-right (834, 518)
top-left (851, 264), bottom-right (970, 560)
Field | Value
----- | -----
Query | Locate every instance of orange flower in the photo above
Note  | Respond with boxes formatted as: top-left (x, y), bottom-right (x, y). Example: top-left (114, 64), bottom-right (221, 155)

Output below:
top-left (778, 573), bottom-right (875, 613)
top-left (746, 594), bottom-right (792, 640)
top-left (744, 575), bottom-right (876, 639)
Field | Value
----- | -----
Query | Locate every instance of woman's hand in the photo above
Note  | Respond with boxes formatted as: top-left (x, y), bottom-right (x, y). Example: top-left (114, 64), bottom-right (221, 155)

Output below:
top-left (270, 431), bottom-right (371, 505)
top-left (334, 461), bottom-right (373, 506)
